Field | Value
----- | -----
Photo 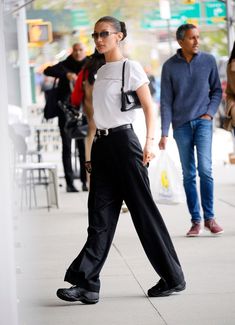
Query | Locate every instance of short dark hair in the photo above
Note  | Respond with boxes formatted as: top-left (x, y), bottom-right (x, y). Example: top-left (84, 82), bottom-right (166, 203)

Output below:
top-left (95, 16), bottom-right (127, 40)
top-left (176, 24), bottom-right (197, 41)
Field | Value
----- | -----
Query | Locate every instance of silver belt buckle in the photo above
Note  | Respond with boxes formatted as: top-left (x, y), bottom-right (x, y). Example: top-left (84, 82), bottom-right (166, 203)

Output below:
top-left (103, 129), bottom-right (109, 136)
top-left (97, 129), bottom-right (109, 137)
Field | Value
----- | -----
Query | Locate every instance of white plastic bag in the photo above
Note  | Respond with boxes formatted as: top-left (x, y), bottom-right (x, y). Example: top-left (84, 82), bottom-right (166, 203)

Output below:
top-left (148, 150), bottom-right (185, 205)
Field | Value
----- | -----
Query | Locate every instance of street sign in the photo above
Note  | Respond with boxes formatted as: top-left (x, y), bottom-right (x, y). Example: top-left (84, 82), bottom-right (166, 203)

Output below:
top-left (205, 1), bottom-right (226, 24)
top-left (71, 9), bottom-right (90, 28)
top-left (175, 3), bottom-right (200, 19)
top-left (141, 1), bottom-right (226, 29)
top-left (141, 4), bottom-right (200, 29)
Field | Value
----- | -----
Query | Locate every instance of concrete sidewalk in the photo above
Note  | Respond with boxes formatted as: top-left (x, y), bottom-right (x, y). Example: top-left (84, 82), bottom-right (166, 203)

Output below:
top-left (14, 161), bottom-right (235, 325)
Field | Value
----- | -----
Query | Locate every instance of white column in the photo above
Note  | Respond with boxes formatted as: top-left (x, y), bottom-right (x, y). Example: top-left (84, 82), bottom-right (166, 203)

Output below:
top-left (16, 0), bottom-right (32, 120)
top-left (159, 0), bottom-right (173, 55)
top-left (0, 2), bottom-right (19, 325)
top-left (226, 0), bottom-right (235, 54)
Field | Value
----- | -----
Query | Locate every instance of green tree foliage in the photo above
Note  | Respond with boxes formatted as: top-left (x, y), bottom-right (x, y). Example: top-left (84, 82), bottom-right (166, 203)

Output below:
top-left (32, 0), bottom-right (229, 62)
top-left (33, 0), bottom-right (155, 25)
top-left (201, 29), bottom-right (228, 57)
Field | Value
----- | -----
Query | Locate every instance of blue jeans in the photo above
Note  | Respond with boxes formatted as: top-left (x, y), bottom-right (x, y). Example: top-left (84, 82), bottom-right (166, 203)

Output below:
top-left (173, 119), bottom-right (214, 223)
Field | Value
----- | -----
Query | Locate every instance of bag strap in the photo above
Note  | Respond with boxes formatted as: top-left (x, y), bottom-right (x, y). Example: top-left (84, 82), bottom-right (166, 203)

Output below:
top-left (121, 60), bottom-right (126, 92)
top-left (52, 78), bottom-right (58, 89)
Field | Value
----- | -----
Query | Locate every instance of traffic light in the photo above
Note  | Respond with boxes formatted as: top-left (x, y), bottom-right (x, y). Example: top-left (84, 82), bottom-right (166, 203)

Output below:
top-left (183, 0), bottom-right (196, 4)
top-left (27, 20), bottom-right (52, 45)
top-left (186, 18), bottom-right (199, 25)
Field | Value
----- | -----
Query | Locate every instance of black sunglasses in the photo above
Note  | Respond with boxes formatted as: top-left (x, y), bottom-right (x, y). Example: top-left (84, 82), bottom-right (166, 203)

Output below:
top-left (91, 31), bottom-right (118, 40)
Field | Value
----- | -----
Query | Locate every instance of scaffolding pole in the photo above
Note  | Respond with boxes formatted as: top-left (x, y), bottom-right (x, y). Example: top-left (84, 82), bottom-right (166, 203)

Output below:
top-left (16, 0), bottom-right (32, 120)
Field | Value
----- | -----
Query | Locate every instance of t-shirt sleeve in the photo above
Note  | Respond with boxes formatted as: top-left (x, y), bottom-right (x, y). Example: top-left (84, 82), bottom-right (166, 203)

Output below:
top-left (128, 60), bottom-right (149, 91)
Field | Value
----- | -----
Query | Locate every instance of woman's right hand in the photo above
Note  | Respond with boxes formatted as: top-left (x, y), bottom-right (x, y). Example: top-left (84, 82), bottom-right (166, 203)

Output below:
top-left (143, 139), bottom-right (155, 166)
top-left (158, 136), bottom-right (167, 150)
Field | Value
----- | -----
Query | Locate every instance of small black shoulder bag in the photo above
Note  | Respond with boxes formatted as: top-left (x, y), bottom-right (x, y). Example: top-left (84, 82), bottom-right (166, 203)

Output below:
top-left (121, 60), bottom-right (141, 112)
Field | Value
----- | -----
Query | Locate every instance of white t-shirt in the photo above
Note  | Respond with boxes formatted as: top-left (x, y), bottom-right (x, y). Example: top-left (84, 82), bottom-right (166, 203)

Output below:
top-left (93, 59), bottom-right (149, 129)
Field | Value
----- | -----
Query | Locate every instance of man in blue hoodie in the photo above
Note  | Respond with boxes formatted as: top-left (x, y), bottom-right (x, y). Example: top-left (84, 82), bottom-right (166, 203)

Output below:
top-left (159, 24), bottom-right (223, 237)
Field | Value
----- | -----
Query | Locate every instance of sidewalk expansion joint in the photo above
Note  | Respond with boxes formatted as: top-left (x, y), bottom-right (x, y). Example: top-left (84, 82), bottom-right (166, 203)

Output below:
top-left (218, 198), bottom-right (235, 208)
top-left (112, 242), bottom-right (168, 325)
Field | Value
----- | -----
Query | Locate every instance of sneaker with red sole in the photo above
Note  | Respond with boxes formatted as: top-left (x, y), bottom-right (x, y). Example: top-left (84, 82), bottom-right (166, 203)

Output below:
top-left (204, 219), bottom-right (224, 235)
top-left (186, 222), bottom-right (202, 237)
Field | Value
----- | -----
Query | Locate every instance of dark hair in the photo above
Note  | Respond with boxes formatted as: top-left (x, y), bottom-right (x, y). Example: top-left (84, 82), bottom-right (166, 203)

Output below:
top-left (84, 49), bottom-right (105, 85)
top-left (95, 16), bottom-right (127, 40)
top-left (228, 42), bottom-right (235, 64)
top-left (176, 24), bottom-right (197, 40)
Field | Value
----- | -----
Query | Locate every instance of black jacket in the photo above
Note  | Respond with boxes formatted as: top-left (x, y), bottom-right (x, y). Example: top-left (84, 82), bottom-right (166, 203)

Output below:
top-left (44, 55), bottom-right (87, 125)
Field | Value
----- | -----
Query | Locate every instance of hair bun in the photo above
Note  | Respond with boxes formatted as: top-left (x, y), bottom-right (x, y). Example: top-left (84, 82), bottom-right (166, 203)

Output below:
top-left (120, 21), bottom-right (127, 40)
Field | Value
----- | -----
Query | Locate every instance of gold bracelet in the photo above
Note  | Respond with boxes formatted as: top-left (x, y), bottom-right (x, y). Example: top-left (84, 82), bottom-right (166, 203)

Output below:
top-left (146, 137), bottom-right (154, 140)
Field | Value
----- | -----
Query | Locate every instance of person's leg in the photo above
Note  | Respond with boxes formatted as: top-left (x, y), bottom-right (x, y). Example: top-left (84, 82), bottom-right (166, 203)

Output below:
top-left (76, 138), bottom-right (87, 190)
top-left (173, 122), bottom-right (201, 223)
top-left (194, 119), bottom-right (214, 220)
top-left (194, 119), bottom-right (223, 234)
top-left (64, 139), bottom-right (123, 293)
top-left (59, 127), bottom-right (76, 189)
top-left (116, 129), bottom-right (184, 288)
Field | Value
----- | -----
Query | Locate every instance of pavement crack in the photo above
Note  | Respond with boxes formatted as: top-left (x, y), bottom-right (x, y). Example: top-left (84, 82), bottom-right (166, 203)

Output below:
top-left (112, 242), bottom-right (168, 325)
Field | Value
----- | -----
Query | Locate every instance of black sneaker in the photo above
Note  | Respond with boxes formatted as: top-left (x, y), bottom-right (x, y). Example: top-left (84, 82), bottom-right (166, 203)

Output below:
top-left (82, 183), bottom-right (89, 192)
top-left (56, 285), bottom-right (99, 304)
top-left (66, 184), bottom-right (79, 193)
top-left (148, 279), bottom-right (186, 297)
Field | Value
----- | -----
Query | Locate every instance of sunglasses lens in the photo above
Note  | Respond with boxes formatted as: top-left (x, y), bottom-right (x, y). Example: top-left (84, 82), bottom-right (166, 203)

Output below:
top-left (100, 31), bottom-right (109, 38)
top-left (92, 31), bottom-right (111, 39)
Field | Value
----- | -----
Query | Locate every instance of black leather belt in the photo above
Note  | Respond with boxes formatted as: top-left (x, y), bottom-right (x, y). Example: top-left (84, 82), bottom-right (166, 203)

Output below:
top-left (95, 124), bottom-right (132, 138)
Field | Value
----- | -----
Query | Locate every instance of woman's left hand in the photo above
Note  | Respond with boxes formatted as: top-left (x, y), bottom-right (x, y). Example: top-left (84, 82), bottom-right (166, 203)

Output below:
top-left (143, 139), bottom-right (155, 166)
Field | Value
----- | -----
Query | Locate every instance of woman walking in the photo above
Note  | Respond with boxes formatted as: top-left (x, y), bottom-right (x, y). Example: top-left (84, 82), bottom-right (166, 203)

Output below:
top-left (57, 16), bottom-right (186, 304)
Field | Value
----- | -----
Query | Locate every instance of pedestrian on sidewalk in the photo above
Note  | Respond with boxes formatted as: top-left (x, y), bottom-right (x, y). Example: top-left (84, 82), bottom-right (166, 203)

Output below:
top-left (44, 43), bottom-right (88, 192)
top-left (56, 16), bottom-right (185, 304)
top-left (159, 23), bottom-right (224, 237)
top-left (224, 41), bottom-right (235, 137)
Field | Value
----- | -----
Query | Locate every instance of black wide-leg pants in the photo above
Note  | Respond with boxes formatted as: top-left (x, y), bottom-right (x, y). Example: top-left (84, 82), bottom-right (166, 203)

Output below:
top-left (64, 128), bottom-right (185, 292)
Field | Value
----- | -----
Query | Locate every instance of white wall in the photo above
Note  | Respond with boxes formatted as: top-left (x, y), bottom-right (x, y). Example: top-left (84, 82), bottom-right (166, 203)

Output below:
top-left (0, 1), bottom-right (19, 324)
